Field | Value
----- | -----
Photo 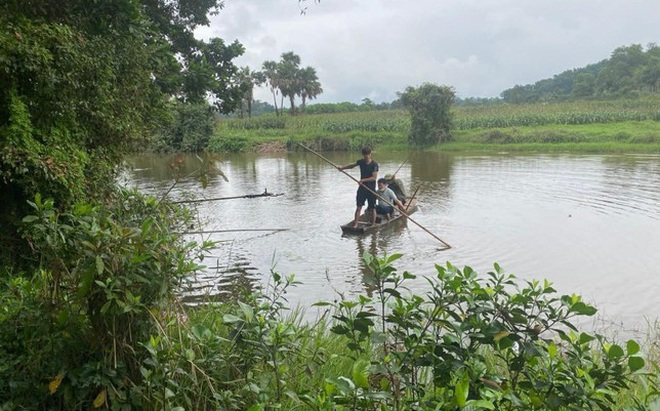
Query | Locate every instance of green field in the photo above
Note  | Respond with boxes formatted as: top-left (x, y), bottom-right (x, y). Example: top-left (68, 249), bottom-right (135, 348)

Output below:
top-left (210, 96), bottom-right (660, 153)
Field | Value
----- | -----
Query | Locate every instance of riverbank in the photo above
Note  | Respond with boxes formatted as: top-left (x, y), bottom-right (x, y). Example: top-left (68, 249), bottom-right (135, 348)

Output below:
top-left (443, 120), bottom-right (660, 153)
top-left (210, 97), bottom-right (660, 153)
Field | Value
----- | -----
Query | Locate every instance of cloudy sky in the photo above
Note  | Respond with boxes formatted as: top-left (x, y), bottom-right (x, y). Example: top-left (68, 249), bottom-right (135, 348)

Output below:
top-left (196, 0), bottom-right (660, 104)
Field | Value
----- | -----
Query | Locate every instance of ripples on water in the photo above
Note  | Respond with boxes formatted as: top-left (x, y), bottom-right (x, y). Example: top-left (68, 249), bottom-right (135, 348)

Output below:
top-left (125, 152), bottom-right (660, 335)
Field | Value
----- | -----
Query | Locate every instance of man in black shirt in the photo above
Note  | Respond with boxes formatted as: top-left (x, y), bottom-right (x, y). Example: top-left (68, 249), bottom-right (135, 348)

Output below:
top-left (339, 146), bottom-right (379, 228)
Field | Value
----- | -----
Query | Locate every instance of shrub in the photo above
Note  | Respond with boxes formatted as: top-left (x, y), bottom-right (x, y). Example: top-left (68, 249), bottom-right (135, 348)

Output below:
top-left (0, 190), bottom-right (211, 409)
top-left (153, 102), bottom-right (215, 152)
top-left (317, 253), bottom-right (653, 410)
top-left (208, 134), bottom-right (252, 152)
top-left (399, 83), bottom-right (455, 147)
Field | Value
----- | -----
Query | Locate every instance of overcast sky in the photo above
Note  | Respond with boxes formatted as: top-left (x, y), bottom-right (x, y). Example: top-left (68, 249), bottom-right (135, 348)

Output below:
top-left (196, 0), bottom-right (660, 104)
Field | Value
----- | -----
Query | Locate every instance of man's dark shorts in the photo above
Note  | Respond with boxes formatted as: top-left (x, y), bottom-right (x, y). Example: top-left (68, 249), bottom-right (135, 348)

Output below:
top-left (356, 184), bottom-right (376, 209)
top-left (375, 204), bottom-right (394, 215)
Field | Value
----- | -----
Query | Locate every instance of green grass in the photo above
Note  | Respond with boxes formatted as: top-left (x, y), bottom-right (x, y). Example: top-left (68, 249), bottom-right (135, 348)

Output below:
top-left (209, 96), bottom-right (660, 153)
top-left (444, 121), bottom-right (660, 153)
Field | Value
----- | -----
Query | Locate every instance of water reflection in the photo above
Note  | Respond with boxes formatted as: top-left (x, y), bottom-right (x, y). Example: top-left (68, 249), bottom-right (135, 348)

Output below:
top-left (409, 151), bottom-right (454, 182)
top-left (351, 221), bottom-right (411, 297)
top-left (180, 251), bottom-right (259, 304)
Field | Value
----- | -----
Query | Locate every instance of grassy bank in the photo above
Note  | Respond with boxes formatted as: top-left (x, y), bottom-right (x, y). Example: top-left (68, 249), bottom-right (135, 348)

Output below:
top-left (210, 97), bottom-right (660, 153)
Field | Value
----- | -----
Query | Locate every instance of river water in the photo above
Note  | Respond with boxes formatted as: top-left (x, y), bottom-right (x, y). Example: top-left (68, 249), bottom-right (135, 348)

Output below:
top-left (125, 151), bottom-right (660, 334)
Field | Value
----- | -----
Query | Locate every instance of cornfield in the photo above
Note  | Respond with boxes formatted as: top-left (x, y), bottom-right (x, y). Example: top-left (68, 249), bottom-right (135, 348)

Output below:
top-left (220, 97), bottom-right (660, 133)
top-left (453, 98), bottom-right (660, 129)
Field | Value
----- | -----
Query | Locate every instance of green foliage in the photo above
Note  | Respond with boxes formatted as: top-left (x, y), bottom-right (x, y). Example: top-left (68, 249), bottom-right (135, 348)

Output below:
top-left (399, 83), bottom-right (456, 147)
top-left (318, 254), bottom-right (655, 410)
top-left (0, 190), bottom-right (211, 409)
top-left (306, 100), bottom-right (398, 114)
top-left (227, 116), bottom-right (288, 130)
top-left (235, 66), bottom-right (266, 118)
top-left (153, 102), bottom-right (215, 152)
top-left (501, 43), bottom-right (660, 103)
top-left (223, 110), bottom-right (410, 133)
top-left (3, 244), bottom-right (657, 409)
top-left (137, 270), bottom-right (335, 411)
top-left (210, 97), bottom-right (660, 153)
top-left (207, 134), bottom-right (252, 153)
top-left (0, 0), bottom-right (244, 268)
top-left (185, 38), bottom-right (245, 112)
top-left (260, 52), bottom-right (323, 116)
top-left (220, 271), bottom-right (306, 408)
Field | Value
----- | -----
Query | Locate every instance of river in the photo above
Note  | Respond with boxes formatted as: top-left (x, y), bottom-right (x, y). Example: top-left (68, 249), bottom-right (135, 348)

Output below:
top-left (125, 151), bottom-right (660, 335)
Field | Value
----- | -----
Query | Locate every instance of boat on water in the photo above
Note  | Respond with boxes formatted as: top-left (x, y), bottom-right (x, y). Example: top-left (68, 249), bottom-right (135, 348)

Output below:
top-left (340, 198), bottom-right (417, 235)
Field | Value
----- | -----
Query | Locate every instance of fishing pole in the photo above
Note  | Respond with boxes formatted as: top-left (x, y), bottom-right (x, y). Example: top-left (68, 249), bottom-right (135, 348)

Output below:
top-left (298, 143), bottom-right (451, 250)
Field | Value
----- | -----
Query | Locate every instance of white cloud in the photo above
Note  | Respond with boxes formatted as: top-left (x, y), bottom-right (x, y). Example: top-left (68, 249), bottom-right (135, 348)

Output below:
top-left (199, 0), bottom-right (660, 103)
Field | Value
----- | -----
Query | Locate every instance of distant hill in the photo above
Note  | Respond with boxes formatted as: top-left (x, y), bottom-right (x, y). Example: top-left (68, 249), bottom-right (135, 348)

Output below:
top-left (500, 43), bottom-right (660, 103)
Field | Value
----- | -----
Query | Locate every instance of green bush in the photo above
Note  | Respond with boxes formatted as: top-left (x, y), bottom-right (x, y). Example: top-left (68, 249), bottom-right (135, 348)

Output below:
top-left (399, 83), bottom-right (455, 147)
top-left (0, 190), bottom-right (211, 409)
top-left (208, 134), bottom-right (252, 152)
top-left (315, 254), bottom-right (654, 410)
top-left (153, 102), bottom-right (215, 152)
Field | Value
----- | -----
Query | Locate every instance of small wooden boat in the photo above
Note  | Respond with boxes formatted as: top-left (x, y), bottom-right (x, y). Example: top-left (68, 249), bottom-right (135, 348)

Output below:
top-left (340, 198), bottom-right (417, 235)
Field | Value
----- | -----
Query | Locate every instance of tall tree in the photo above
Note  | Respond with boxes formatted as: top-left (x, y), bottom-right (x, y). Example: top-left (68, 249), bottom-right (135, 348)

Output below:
top-left (399, 83), bottom-right (455, 147)
top-left (572, 72), bottom-right (596, 98)
top-left (596, 44), bottom-right (646, 96)
top-left (277, 51), bottom-right (302, 115)
top-left (262, 60), bottom-right (281, 115)
top-left (236, 67), bottom-right (265, 118)
top-left (193, 38), bottom-right (245, 112)
top-left (637, 43), bottom-right (660, 93)
top-left (0, 0), bottom-right (243, 267)
top-left (298, 66), bottom-right (323, 112)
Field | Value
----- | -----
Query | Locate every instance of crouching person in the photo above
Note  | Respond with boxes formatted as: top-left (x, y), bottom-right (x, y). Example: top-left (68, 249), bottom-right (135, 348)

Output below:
top-left (375, 178), bottom-right (405, 221)
top-left (384, 173), bottom-right (407, 205)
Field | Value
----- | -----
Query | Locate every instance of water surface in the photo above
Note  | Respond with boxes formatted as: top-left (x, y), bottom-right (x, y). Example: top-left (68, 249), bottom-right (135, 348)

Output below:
top-left (125, 151), bottom-right (660, 333)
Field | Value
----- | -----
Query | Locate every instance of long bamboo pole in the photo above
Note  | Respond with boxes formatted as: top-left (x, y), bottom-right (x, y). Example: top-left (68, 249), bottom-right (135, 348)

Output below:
top-left (299, 144), bottom-right (451, 250)
top-left (172, 191), bottom-right (283, 204)
top-left (180, 228), bottom-right (289, 234)
top-left (391, 153), bottom-right (411, 179)
top-left (405, 184), bottom-right (422, 213)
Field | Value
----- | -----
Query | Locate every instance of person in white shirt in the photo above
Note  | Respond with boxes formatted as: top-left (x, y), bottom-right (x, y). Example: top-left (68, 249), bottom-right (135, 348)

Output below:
top-left (384, 173), bottom-right (407, 205)
top-left (375, 178), bottom-right (405, 221)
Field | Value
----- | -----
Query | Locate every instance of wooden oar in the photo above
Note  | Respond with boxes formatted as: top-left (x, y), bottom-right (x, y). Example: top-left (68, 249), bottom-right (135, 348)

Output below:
top-left (298, 144), bottom-right (451, 250)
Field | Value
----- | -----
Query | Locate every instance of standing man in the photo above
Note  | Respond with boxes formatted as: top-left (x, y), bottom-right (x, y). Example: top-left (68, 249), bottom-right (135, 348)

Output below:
top-left (338, 146), bottom-right (378, 228)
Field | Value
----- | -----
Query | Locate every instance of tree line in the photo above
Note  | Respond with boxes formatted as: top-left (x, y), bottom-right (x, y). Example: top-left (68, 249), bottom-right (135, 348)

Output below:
top-left (500, 43), bottom-right (660, 103)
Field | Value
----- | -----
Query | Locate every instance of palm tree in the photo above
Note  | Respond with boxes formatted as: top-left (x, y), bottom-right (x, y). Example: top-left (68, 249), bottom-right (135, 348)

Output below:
top-left (262, 60), bottom-right (280, 115)
top-left (298, 66), bottom-right (322, 113)
top-left (277, 52), bottom-right (302, 115)
top-left (236, 67), bottom-right (265, 118)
